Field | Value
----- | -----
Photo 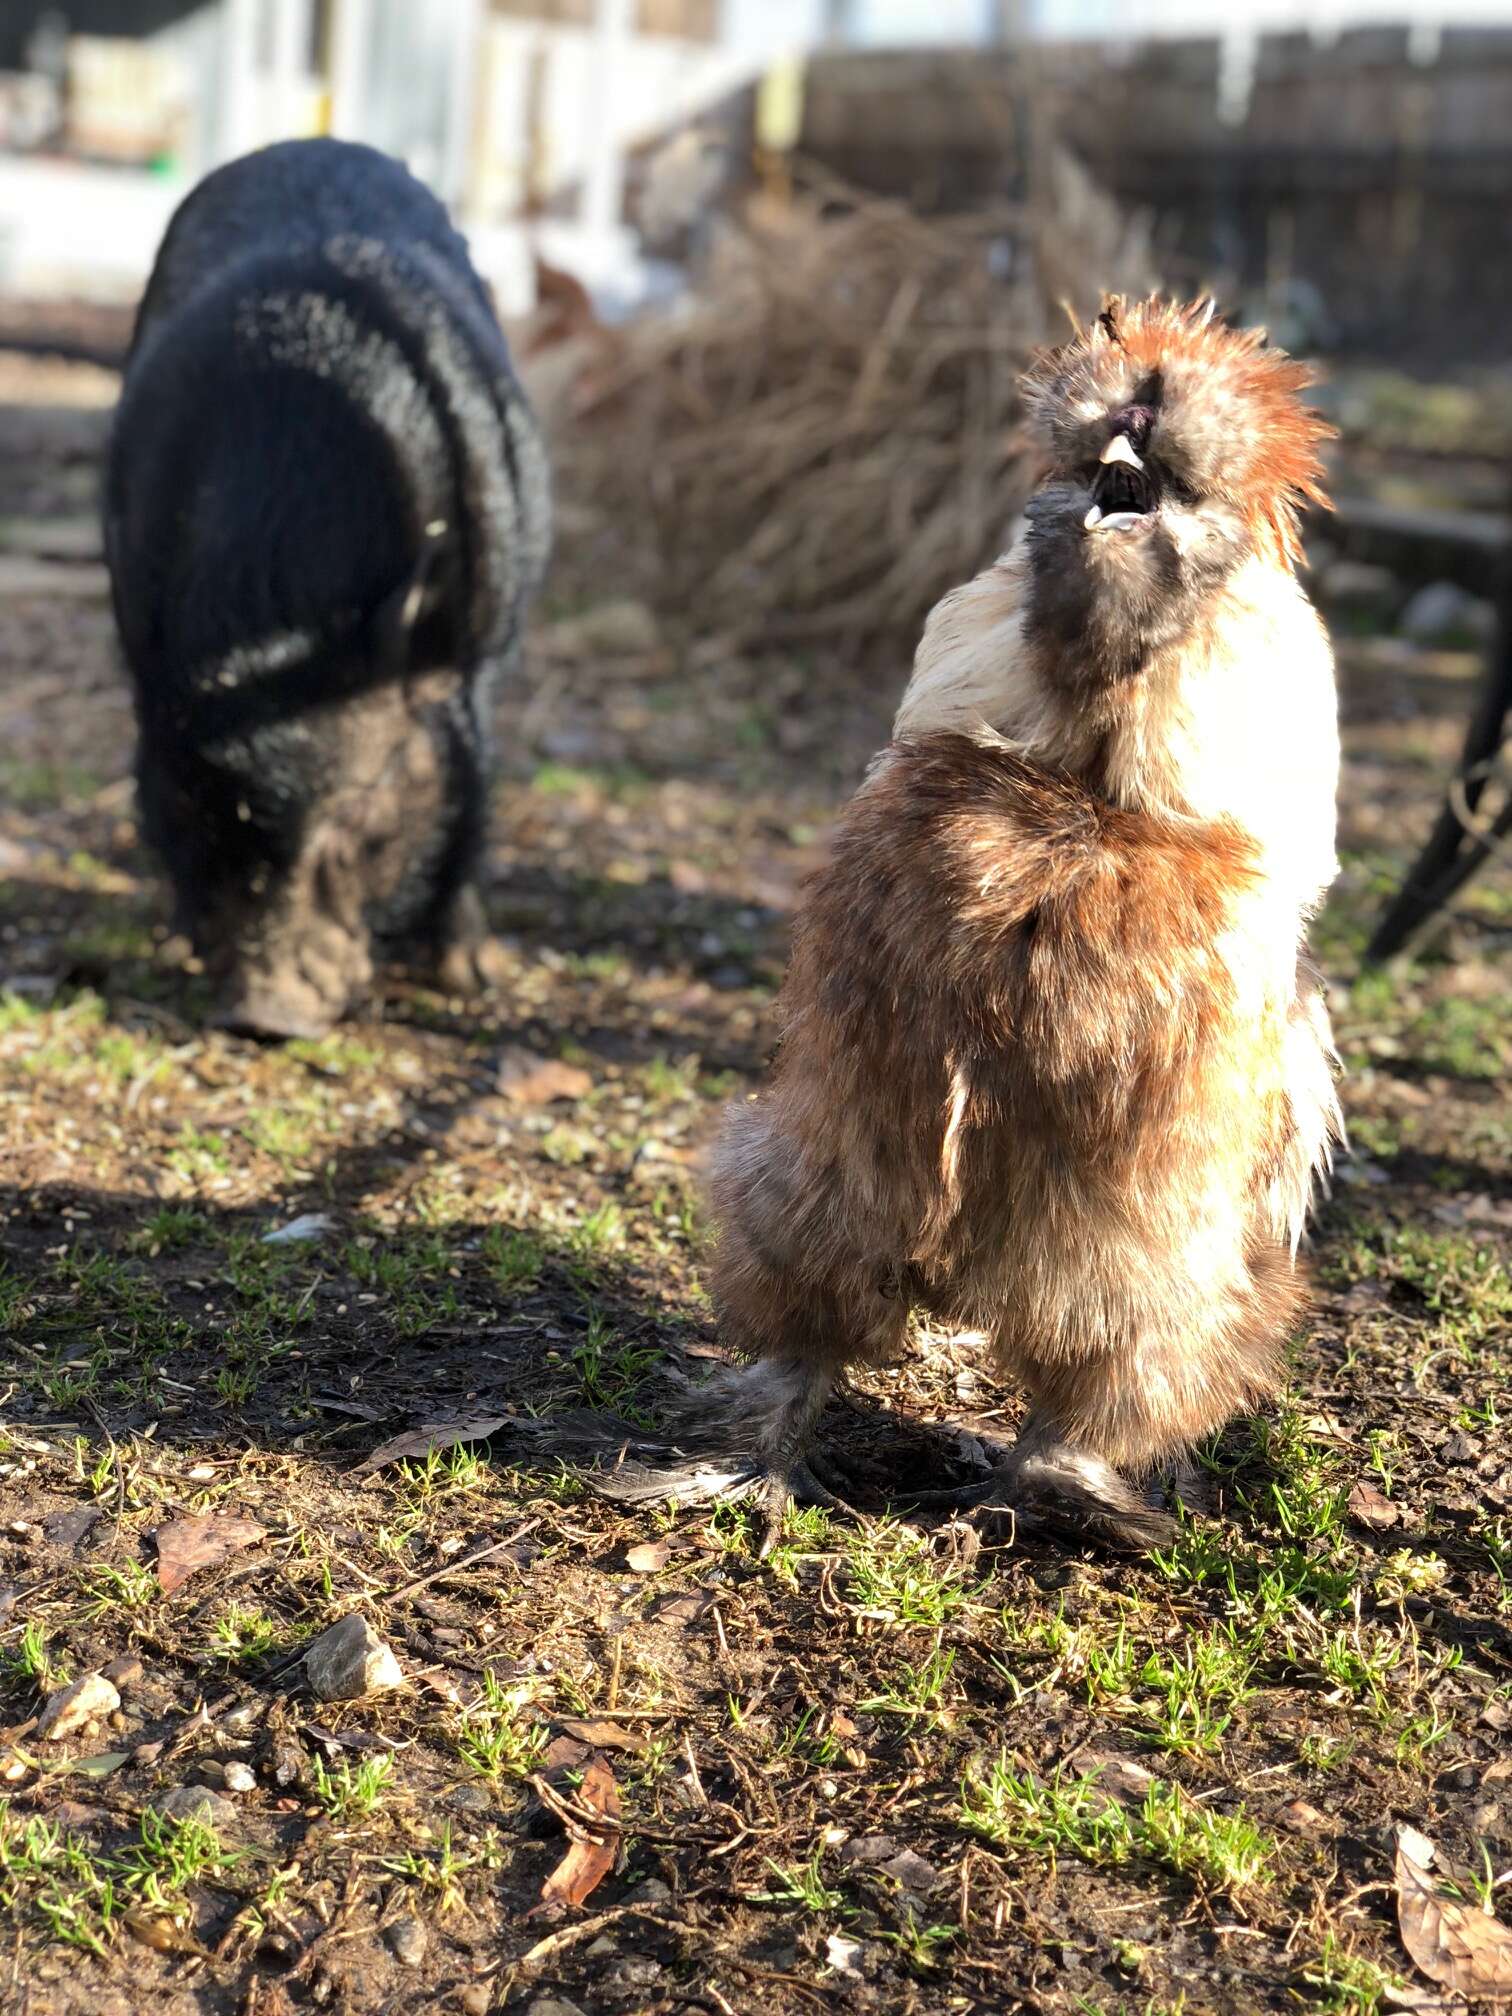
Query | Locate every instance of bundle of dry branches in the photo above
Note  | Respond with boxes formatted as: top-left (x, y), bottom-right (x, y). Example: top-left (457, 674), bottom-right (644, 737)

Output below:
top-left (548, 153), bottom-right (1151, 662)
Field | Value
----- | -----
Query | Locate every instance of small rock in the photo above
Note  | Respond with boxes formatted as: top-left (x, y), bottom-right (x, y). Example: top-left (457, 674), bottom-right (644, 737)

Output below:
top-left (880, 1848), bottom-right (942, 1893)
top-left (1399, 580), bottom-right (1496, 646)
top-left (42, 1507), bottom-right (100, 1554)
top-left (1442, 1433), bottom-right (1479, 1466)
top-left (626, 1877), bottom-right (672, 1906)
top-left (825, 1932), bottom-right (864, 1977)
top-left (153, 1785), bottom-right (236, 1831)
top-left (257, 1929), bottom-right (299, 1970)
top-left (37, 1672), bottom-right (121, 1742)
top-left (222, 1761), bottom-right (257, 1794)
top-left (304, 1613), bottom-right (404, 1701)
top-left (602, 1957), bottom-right (660, 1997)
top-left (102, 1655), bottom-right (144, 1690)
top-left (261, 1738), bottom-right (306, 1788)
top-left (384, 1916), bottom-right (426, 1968)
top-left (461, 1989), bottom-right (492, 2016)
top-left (839, 1833), bottom-right (899, 1867)
top-left (448, 1783), bottom-right (493, 1812)
top-left (526, 1999), bottom-right (588, 2016)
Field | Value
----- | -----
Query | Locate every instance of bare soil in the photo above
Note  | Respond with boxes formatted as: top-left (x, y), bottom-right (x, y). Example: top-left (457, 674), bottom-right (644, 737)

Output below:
top-left (1, 357), bottom-right (1509, 2016)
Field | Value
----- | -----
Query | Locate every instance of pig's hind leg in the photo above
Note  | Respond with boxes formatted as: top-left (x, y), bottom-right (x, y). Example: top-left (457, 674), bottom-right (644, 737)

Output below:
top-left (406, 678), bottom-right (513, 997)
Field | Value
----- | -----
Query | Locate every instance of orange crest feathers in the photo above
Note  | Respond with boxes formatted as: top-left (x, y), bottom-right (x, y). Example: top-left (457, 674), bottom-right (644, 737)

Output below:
top-left (1024, 294), bottom-right (1335, 567)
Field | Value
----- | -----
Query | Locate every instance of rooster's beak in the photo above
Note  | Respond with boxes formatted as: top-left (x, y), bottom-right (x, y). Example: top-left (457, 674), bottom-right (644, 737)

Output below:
top-left (1100, 434), bottom-right (1145, 471)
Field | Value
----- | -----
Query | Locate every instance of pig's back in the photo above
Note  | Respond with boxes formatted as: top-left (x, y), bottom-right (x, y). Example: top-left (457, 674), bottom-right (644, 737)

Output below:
top-left (131, 138), bottom-right (488, 343)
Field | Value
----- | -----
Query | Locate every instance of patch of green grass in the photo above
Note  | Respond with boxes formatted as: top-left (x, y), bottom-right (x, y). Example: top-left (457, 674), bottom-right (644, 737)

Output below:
top-left (0, 1264), bottom-right (34, 1330)
top-left (205, 1604), bottom-right (283, 1665)
top-left (567, 1201), bottom-right (625, 1261)
top-left (844, 1523), bottom-right (980, 1628)
top-left (1136, 1781), bottom-right (1274, 1896)
top-left (397, 1441), bottom-right (493, 1506)
top-left (638, 1053), bottom-right (701, 1104)
top-left (455, 1672), bottom-right (548, 1783)
top-left (0, 759), bottom-right (102, 809)
top-left (1326, 1215), bottom-right (1512, 1349)
top-left (960, 1761), bottom-right (1136, 1871)
top-left (0, 1800), bottom-right (247, 1956)
top-left (1139, 1629), bottom-right (1257, 1757)
top-left (240, 1105), bottom-right (322, 1174)
top-left (572, 1310), bottom-right (659, 1416)
top-left (1297, 1732), bottom-right (1356, 1772)
top-left (285, 1034), bottom-right (384, 1075)
top-left (1310, 1625), bottom-right (1404, 1709)
top-left (166, 1125), bottom-right (233, 1182)
top-left (961, 1763), bottom-right (1276, 1901)
top-left (1393, 1705), bottom-right (1455, 1772)
top-left (1407, 993), bottom-right (1507, 1083)
top-left (764, 1503), bottom-right (835, 1586)
top-left (309, 1752), bottom-right (394, 1821)
top-left (345, 1232), bottom-right (461, 1337)
top-left (128, 1207), bottom-right (209, 1256)
top-left (1241, 1408), bottom-right (1349, 1540)
top-left (856, 1645), bottom-right (958, 1729)
top-left (0, 1621), bottom-right (61, 1695)
top-left (1299, 1933), bottom-right (1404, 2014)
top-left (0, 1807), bottom-right (120, 1955)
top-left (482, 1226), bottom-right (544, 1295)
top-left (79, 1561), bottom-right (158, 1619)
top-left (382, 1821), bottom-right (503, 1914)
top-left (121, 1807), bottom-right (242, 1911)
top-left (749, 1848), bottom-right (846, 1914)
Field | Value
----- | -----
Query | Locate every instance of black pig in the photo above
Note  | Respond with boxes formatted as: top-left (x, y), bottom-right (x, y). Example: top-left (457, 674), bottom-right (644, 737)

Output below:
top-left (106, 138), bottom-right (551, 1037)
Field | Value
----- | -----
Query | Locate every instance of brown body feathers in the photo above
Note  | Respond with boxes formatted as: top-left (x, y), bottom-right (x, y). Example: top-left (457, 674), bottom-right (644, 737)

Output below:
top-left (697, 298), bottom-right (1343, 1548)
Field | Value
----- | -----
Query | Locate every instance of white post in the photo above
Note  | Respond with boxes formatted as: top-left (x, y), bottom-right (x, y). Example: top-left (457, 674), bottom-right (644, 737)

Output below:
top-left (270, 0), bottom-right (313, 136)
top-left (329, 0), bottom-right (373, 141)
top-left (443, 0), bottom-right (487, 214)
top-left (581, 0), bottom-right (634, 240)
top-left (217, 0), bottom-right (262, 162)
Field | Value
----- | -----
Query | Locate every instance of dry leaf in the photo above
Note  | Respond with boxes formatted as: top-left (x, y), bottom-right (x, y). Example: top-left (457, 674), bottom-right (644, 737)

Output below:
top-left (557, 1717), bottom-right (647, 1754)
top-left (1396, 1825), bottom-right (1512, 2002)
top-left (533, 1751), bottom-right (621, 1919)
top-left (154, 1516), bottom-right (266, 1596)
top-left (1348, 1479), bottom-right (1401, 1532)
top-left (353, 1419), bottom-right (507, 1475)
top-left (495, 1048), bottom-right (592, 1104)
top-left (544, 1734), bottom-right (592, 1772)
top-left (625, 1540), bottom-right (671, 1574)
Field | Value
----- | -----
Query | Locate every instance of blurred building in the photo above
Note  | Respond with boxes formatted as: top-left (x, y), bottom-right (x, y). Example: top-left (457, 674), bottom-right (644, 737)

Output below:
top-left (2, 0), bottom-right (1510, 339)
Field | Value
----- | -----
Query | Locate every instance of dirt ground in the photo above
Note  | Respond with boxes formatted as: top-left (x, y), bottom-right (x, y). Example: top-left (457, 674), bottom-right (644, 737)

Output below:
top-left (1, 354), bottom-right (1509, 2016)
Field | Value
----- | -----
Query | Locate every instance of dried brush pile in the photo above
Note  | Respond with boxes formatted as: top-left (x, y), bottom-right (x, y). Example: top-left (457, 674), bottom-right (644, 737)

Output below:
top-left (550, 153), bottom-right (1151, 662)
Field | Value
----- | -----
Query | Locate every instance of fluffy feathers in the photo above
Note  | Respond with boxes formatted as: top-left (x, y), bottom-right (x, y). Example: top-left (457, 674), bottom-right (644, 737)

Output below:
top-left (704, 296), bottom-right (1344, 1545)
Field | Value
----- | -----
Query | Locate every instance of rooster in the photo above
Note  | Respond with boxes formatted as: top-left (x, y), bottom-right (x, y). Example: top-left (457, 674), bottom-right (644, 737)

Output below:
top-left (685, 296), bottom-right (1345, 1551)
